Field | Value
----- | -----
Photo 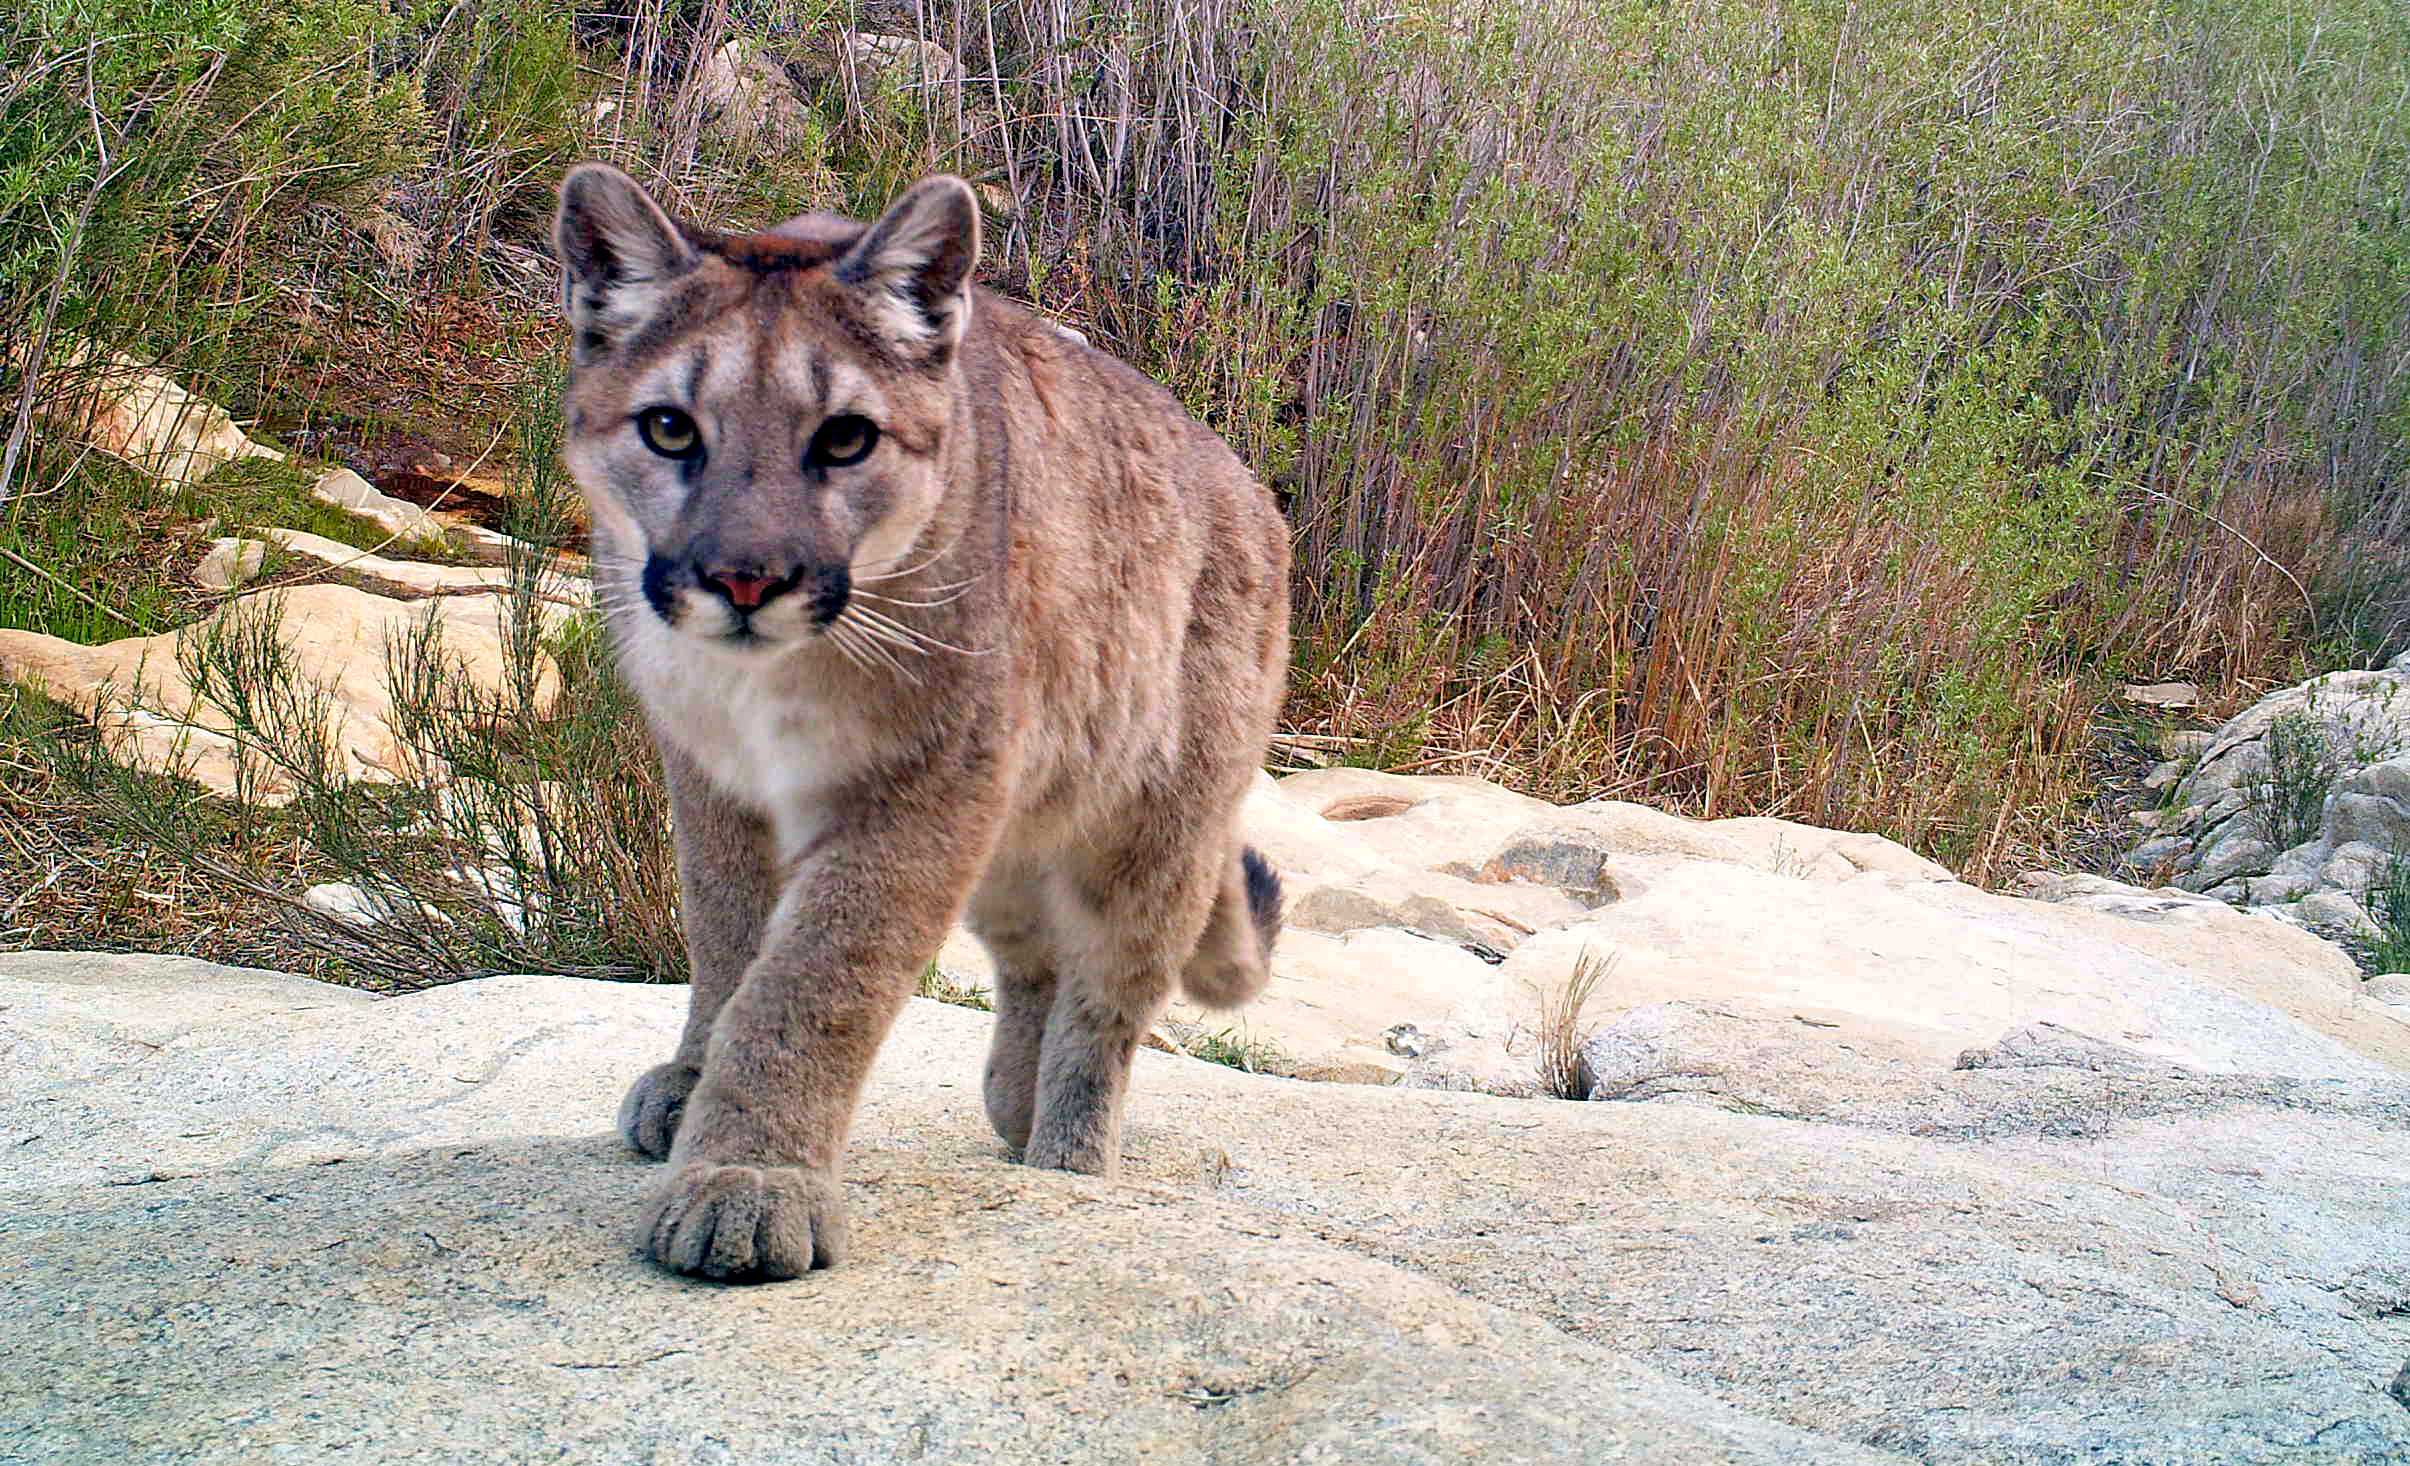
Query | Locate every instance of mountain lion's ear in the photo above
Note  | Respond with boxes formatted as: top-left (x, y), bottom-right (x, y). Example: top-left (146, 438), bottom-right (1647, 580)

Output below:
top-left (554, 164), bottom-right (699, 363)
top-left (833, 175), bottom-right (980, 366)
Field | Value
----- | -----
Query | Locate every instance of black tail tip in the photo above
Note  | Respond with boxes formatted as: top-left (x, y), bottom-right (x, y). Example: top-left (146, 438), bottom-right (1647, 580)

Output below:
top-left (1240, 845), bottom-right (1283, 947)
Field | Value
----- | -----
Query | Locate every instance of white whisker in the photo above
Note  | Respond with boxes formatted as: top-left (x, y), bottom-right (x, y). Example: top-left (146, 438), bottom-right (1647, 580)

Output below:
top-left (850, 603), bottom-right (994, 657)
top-left (830, 617), bottom-right (920, 682)
top-left (853, 524), bottom-right (976, 583)
top-left (818, 619), bottom-right (872, 674)
top-left (851, 580), bottom-right (979, 610)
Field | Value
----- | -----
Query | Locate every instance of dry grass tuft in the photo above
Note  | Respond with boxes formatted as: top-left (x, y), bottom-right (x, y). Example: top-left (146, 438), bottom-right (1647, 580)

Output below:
top-left (1534, 949), bottom-right (1615, 1102)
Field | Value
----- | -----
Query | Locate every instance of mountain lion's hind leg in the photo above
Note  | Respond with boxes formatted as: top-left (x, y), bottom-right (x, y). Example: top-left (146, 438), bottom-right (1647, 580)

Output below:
top-left (1023, 853), bottom-right (1217, 1175)
top-left (619, 745), bottom-right (777, 1160)
top-left (969, 885), bottom-right (1057, 1153)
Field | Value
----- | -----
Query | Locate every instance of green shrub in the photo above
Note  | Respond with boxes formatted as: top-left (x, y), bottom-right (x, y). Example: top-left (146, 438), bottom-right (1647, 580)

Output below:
top-left (2363, 846), bottom-right (2410, 976)
top-left (1182, 1026), bottom-right (1287, 1075)
top-left (22, 370), bottom-right (685, 985)
top-left (826, 0), bottom-right (2410, 878)
top-left (7, 0), bottom-right (2408, 894)
top-left (2243, 711), bottom-right (2336, 853)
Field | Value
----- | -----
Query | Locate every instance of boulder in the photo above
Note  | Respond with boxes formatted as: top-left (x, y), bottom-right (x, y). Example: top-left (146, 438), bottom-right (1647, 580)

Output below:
top-left (693, 38), bottom-right (815, 149)
top-left (1503, 860), bottom-right (2405, 1082)
top-left (308, 466), bottom-right (521, 562)
top-left (1240, 771), bottom-right (1584, 949)
top-left (1276, 767), bottom-right (1559, 877)
top-left (0, 583), bottom-right (560, 800)
top-left (193, 537), bottom-right (266, 592)
top-left (1272, 769), bottom-right (1950, 891)
top-left (695, 31), bottom-right (960, 152)
top-left (2133, 663), bottom-right (2410, 946)
top-left (23, 345), bottom-right (284, 489)
top-left (919, 778), bottom-right (2410, 1101)
top-left (2122, 680), bottom-right (2201, 710)
top-left (225, 527), bottom-right (586, 604)
top-left (1579, 999), bottom-right (1935, 1113)
top-left (4, 952), bottom-right (2407, 1462)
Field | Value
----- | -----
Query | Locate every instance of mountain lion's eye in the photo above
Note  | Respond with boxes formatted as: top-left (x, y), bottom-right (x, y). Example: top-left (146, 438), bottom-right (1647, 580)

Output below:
top-left (636, 406), bottom-right (701, 459)
top-left (807, 415), bottom-right (879, 469)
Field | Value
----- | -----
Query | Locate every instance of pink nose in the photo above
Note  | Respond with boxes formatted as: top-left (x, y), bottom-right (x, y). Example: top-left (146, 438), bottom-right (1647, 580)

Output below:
top-left (705, 571), bottom-right (778, 610)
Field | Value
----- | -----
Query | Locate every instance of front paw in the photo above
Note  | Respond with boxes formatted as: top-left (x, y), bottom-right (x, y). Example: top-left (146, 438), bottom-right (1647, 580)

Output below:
top-left (617, 1062), bottom-right (701, 1159)
top-left (639, 1162), bottom-right (847, 1281)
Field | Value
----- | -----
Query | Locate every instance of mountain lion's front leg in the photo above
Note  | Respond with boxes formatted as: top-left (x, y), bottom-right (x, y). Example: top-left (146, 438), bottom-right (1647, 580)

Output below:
top-left (619, 744), bottom-right (776, 1160)
top-left (639, 767), bottom-right (1000, 1282)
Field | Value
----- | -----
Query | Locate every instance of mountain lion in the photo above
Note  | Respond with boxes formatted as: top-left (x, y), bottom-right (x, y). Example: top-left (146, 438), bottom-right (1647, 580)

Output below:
top-left (552, 165), bottom-right (1289, 1281)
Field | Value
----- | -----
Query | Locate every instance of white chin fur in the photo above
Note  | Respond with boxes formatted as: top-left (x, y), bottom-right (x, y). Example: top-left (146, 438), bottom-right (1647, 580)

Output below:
top-left (667, 588), bottom-right (814, 647)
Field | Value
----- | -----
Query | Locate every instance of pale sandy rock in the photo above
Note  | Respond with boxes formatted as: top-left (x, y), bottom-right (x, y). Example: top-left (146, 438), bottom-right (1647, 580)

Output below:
top-left (0, 951), bottom-right (369, 1096)
top-left (1239, 772), bottom-right (1583, 950)
top-left (242, 527), bottom-right (588, 604)
top-left (1276, 767), bottom-right (1557, 876)
top-left (298, 879), bottom-right (442, 930)
top-left (1274, 769), bottom-right (1949, 894)
top-left (1702, 816), bottom-right (1953, 882)
top-left (1240, 769), bottom-right (1386, 883)
top-left (1181, 926), bottom-right (1506, 1084)
top-left (2367, 974), bottom-right (2410, 1006)
top-left (4, 954), bottom-right (2407, 1461)
top-left (0, 584), bottom-right (559, 800)
top-left (1500, 800), bottom-right (1758, 877)
top-left (942, 918), bottom-right (1512, 1086)
top-left (303, 470), bottom-right (529, 566)
top-left (693, 37), bottom-right (813, 148)
top-left (2138, 665), bottom-right (2410, 933)
top-left (2122, 680), bottom-right (2201, 709)
top-left (839, 31), bottom-right (959, 89)
top-left (1280, 867), bottom-right (1581, 949)
top-left (27, 346), bottom-right (283, 489)
top-left (309, 466), bottom-right (448, 542)
top-left (259, 527), bottom-right (516, 596)
top-left (1503, 859), bottom-right (2407, 1081)
top-left (697, 32), bottom-right (957, 152)
top-left (2293, 889), bottom-right (2382, 946)
top-left (1580, 999), bottom-right (1963, 1112)
top-left (192, 537), bottom-right (265, 591)
top-left (2016, 870), bottom-right (2236, 924)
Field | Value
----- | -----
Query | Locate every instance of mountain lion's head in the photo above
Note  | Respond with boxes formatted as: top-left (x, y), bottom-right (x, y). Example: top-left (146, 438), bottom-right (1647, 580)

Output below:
top-left (553, 165), bottom-right (980, 652)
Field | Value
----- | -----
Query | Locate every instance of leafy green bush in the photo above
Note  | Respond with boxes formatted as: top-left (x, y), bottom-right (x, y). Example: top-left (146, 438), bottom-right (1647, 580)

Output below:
top-left (2242, 711), bottom-right (2336, 853)
top-left (7, 0), bottom-right (2408, 895)
top-left (837, 0), bottom-right (2410, 876)
top-left (25, 372), bottom-right (685, 985)
top-left (2361, 845), bottom-right (2410, 976)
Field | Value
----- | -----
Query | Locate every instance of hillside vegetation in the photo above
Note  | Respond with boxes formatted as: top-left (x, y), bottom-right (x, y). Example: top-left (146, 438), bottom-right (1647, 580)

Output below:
top-left (4, 0), bottom-right (2407, 883)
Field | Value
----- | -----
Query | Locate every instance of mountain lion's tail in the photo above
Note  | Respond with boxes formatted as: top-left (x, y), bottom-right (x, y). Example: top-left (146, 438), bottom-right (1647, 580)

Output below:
top-left (1179, 845), bottom-right (1282, 1009)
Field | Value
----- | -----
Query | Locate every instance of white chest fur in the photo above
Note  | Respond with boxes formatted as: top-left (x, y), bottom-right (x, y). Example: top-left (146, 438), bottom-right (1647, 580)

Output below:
top-left (616, 612), bottom-right (877, 859)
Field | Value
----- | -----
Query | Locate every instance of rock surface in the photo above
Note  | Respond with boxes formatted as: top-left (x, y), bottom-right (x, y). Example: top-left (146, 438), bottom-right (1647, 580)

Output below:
top-left (2132, 656), bottom-right (2410, 948)
top-left (201, 528), bottom-right (582, 603)
top-left (0, 583), bottom-right (559, 799)
top-left (696, 30), bottom-right (961, 149)
top-left (5, 950), bottom-right (2408, 1463)
top-left (4, 352), bottom-right (583, 803)
top-left (1080, 772), bottom-right (2409, 1093)
top-left (29, 345), bottom-right (286, 489)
